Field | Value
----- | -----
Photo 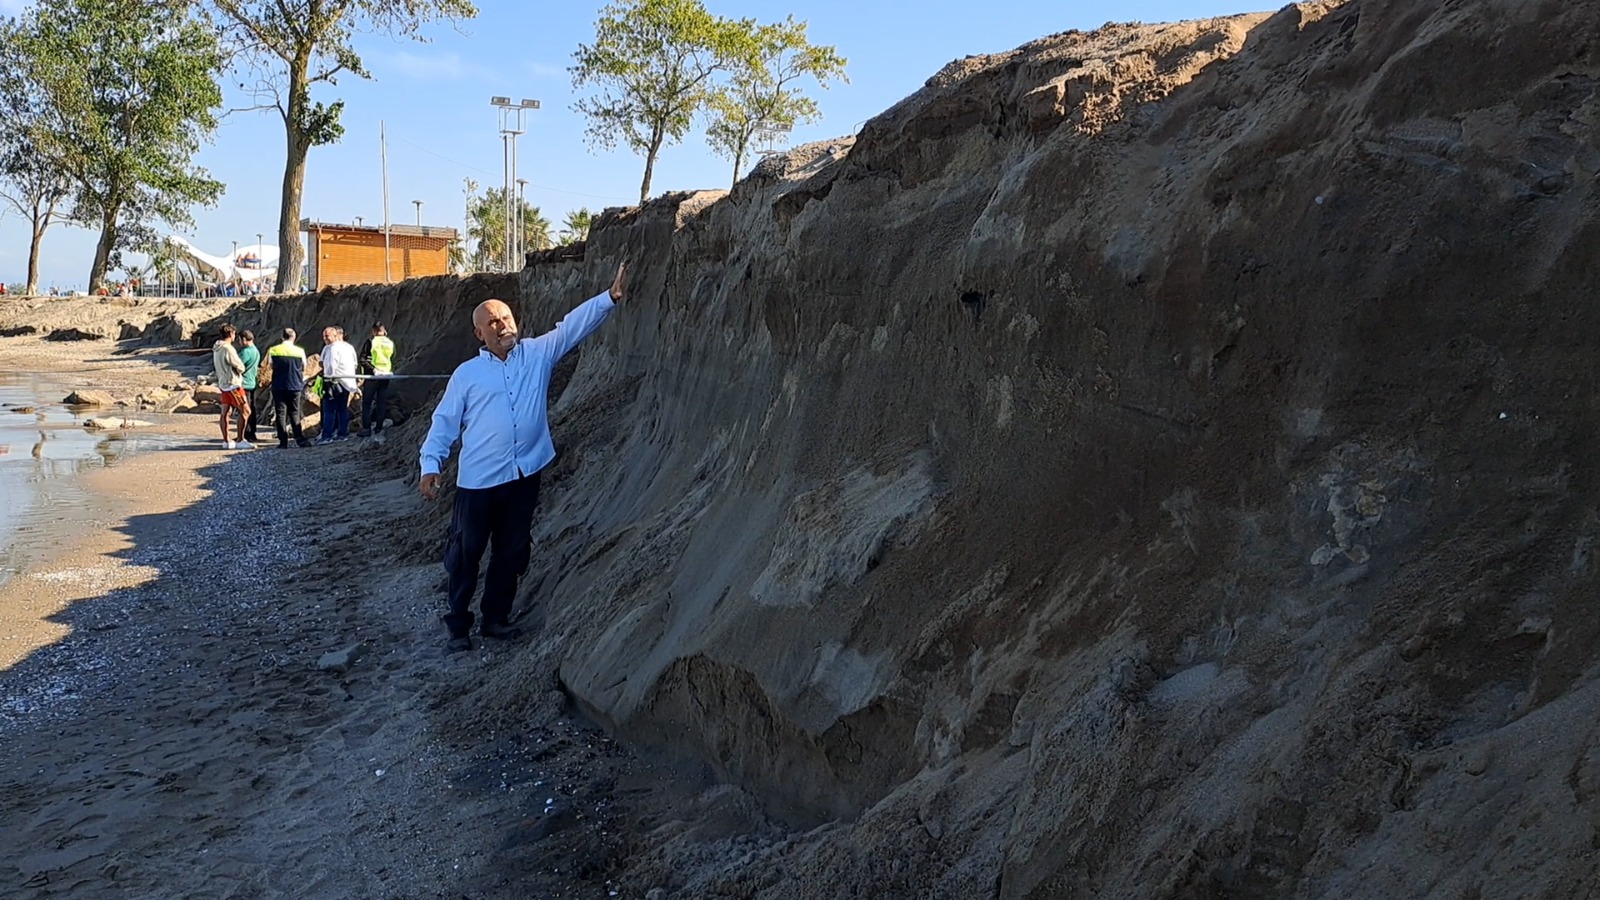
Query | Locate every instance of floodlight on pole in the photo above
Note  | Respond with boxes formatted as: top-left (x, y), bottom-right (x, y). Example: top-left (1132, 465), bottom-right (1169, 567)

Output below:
top-left (491, 94), bottom-right (539, 272)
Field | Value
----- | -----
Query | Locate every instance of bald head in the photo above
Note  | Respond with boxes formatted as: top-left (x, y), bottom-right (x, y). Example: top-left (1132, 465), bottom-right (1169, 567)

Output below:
top-left (473, 298), bottom-right (519, 359)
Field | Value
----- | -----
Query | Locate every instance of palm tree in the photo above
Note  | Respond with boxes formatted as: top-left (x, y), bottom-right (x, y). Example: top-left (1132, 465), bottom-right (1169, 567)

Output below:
top-left (467, 187), bottom-right (551, 271)
top-left (559, 207), bottom-right (594, 245)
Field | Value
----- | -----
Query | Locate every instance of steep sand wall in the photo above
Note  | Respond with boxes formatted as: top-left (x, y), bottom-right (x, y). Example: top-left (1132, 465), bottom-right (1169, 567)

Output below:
top-left (476, 1), bottom-right (1600, 895)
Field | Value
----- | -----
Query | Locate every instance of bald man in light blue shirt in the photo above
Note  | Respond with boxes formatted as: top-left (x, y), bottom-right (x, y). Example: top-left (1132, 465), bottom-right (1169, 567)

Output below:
top-left (420, 263), bottom-right (627, 652)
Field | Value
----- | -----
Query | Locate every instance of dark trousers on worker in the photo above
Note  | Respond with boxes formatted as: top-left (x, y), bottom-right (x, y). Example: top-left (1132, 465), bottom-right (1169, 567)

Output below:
top-left (360, 379), bottom-right (390, 434)
top-left (272, 388), bottom-right (306, 447)
top-left (443, 473), bottom-right (539, 637)
top-left (244, 385), bottom-right (266, 441)
top-left (320, 384), bottom-right (351, 440)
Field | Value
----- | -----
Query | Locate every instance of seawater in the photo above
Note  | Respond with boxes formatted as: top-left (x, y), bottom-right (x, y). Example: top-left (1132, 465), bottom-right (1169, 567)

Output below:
top-left (0, 370), bottom-right (170, 588)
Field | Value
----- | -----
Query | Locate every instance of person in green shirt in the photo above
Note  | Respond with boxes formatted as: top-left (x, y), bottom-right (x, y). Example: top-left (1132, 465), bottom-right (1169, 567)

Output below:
top-left (238, 330), bottom-right (263, 443)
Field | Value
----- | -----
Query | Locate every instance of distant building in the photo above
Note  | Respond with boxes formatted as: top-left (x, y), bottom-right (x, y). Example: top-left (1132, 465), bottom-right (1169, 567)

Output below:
top-left (300, 220), bottom-right (458, 289)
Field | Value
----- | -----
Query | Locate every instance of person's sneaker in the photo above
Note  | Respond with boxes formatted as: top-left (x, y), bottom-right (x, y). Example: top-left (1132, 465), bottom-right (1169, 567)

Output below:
top-left (314, 436), bottom-right (334, 445)
top-left (481, 621), bottom-right (523, 640)
top-left (236, 440), bottom-right (254, 450)
top-left (357, 429), bottom-right (372, 438)
top-left (445, 634), bottom-right (473, 653)
top-left (224, 439), bottom-right (236, 449)
top-left (296, 440), bottom-right (313, 448)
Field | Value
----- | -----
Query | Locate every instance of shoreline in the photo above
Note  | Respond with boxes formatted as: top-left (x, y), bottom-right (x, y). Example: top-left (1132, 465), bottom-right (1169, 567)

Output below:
top-left (0, 347), bottom-right (219, 669)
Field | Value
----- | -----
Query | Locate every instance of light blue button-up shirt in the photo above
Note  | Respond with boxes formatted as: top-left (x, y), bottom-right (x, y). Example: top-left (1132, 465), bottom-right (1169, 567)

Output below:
top-left (420, 291), bottom-right (615, 489)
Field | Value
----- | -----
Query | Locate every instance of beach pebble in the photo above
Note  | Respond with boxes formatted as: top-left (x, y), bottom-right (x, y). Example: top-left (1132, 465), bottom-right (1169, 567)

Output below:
top-left (64, 389), bottom-right (118, 407)
top-left (317, 642), bottom-right (368, 673)
top-left (84, 417), bottom-right (154, 430)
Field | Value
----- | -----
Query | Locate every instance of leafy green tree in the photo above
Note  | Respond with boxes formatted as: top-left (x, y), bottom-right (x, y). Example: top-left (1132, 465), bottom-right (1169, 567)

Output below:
top-left (203, 0), bottom-right (477, 292)
top-left (0, 18), bottom-right (73, 296)
top-left (559, 207), bottom-right (594, 245)
top-left (15, 0), bottom-right (226, 292)
top-left (571, 0), bottom-right (751, 204)
top-left (467, 187), bottom-right (550, 272)
top-left (706, 17), bottom-right (847, 185)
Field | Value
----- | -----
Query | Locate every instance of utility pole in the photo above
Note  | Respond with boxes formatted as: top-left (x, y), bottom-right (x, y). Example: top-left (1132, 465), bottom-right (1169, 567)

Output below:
top-left (381, 120), bottom-right (392, 283)
top-left (413, 199), bottom-right (423, 227)
top-left (462, 178), bottom-right (477, 272)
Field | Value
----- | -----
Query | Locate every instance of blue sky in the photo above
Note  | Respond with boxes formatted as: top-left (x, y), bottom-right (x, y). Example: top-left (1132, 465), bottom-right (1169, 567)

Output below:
top-left (0, 0), bottom-right (1258, 291)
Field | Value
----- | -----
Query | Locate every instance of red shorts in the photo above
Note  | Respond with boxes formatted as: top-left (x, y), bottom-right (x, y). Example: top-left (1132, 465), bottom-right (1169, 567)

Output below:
top-left (220, 387), bottom-right (249, 409)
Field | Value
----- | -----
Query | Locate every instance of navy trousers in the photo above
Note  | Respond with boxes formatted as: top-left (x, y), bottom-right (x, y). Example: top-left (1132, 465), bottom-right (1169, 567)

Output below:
top-left (443, 473), bottom-right (540, 637)
top-left (320, 384), bottom-right (351, 439)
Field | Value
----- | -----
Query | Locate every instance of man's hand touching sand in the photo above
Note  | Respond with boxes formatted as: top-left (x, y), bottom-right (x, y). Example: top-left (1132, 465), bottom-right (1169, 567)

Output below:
top-left (419, 473), bottom-right (441, 501)
top-left (608, 261), bottom-right (628, 303)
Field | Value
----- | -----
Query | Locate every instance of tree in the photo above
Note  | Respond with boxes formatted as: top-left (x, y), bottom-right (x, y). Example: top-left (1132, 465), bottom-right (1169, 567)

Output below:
top-left (0, 18), bottom-right (72, 296)
top-left (571, 0), bottom-right (751, 204)
top-left (559, 207), bottom-right (594, 245)
top-left (15, 0), bottom-right (227, 292)
top-left (203, 0), bottom-right (477, 292)
top-left (706, 17), bottom-right (847, 185)
top-left (448, 238), bottom-right (470, 274)
top-left (467, 187), bottom-right (550, 272)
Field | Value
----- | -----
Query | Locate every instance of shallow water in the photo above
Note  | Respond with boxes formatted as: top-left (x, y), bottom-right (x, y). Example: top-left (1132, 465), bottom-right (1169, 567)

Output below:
top-left (0, 370), bottom-right (173, 587)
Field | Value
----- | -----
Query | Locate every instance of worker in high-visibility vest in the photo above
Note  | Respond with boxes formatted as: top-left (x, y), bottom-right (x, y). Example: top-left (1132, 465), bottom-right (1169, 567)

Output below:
top-left (268, 328), bottom-right (313, 448)
top-left (358, 322), bottom-right (396, 437)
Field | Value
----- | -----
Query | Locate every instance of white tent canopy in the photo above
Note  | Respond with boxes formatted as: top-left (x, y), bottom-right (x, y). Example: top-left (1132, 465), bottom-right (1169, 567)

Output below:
top-left (164, 235), bottom-right (281, 286)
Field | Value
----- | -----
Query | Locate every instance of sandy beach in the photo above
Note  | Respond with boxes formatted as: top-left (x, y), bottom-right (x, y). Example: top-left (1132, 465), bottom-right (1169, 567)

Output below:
top-left (0, 336), bottom-right (673, 898)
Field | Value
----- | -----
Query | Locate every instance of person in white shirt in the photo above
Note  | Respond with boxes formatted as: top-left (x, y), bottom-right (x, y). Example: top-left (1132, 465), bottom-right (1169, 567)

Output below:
top-left (317, 325), bottom-right (359, 443)
top-left (419, 262), bottom-right (627, 653)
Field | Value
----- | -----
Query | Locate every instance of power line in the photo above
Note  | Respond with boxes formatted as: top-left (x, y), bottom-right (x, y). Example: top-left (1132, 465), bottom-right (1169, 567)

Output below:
top-left (389, 134), bottom-right (633, 204)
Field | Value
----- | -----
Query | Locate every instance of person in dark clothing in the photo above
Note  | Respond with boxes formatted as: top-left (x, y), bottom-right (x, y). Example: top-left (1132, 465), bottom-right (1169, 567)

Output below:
top-left (357, 323), bottom-right (396, 437)
top-left (268, 327), bottom-right (312, 449)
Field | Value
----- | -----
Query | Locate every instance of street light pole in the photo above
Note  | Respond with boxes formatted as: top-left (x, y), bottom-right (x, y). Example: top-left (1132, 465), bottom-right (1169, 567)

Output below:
top-left (255, 233), bottom-right (263, 294)
top-left (491, 96), bottom-right (539, 272)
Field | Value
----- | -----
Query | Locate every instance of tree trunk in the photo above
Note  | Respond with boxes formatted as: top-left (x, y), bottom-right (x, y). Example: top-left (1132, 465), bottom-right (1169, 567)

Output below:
top-left (26, 195), bottom-right (58, 295)
top-left (731, 135), bottom-right (750, 186)
top-left (27, 222), bottom-right (44, 295)
top-left (275, 57), bottom-right (313, 293)
top-left (88, 207), bottom-right (118, 292)
top-left (639, 125), bottom-right (665, 205)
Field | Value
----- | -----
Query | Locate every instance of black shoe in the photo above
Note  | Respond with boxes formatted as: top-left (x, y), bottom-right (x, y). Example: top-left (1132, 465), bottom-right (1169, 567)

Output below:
top-left (481, 621), bottom-right (523, 640)
top-left (446, 634), bottom-right (473, 653)
top-left (296, 440), bottom-right (312, 448)
top-left (277, 443), bottom-right (289, 449)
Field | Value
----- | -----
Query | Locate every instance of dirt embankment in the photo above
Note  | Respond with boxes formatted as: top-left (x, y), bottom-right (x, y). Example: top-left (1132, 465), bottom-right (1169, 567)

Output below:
top-left (487, 2), bottom-right (1600, 896)
top-left (6, 1), bottom-right (1600, 896)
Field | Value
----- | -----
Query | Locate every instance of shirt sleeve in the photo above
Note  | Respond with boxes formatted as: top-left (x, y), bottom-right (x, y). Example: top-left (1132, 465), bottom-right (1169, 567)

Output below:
top-left (420, 367), bottom-right (468, 477)
top-left (531, 291), bottom-right (616, 361)
top-left (226, 344), bottom-right (244, 375)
